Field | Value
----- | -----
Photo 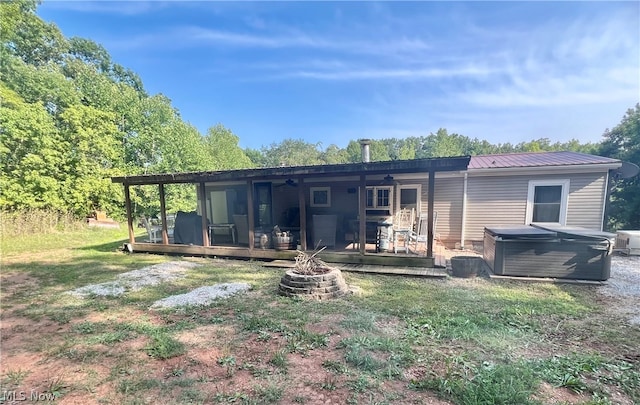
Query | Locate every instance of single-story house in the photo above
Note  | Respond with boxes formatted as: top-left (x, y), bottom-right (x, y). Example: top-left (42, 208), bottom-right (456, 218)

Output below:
top-left (436, 151), bottom-right (621, 250)
top-left (111, 149), bottom-right (621, 269)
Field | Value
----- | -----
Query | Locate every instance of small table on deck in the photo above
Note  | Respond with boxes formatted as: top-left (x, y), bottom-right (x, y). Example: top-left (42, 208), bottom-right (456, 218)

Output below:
top-left (208, 224), bottom-right (236, 244)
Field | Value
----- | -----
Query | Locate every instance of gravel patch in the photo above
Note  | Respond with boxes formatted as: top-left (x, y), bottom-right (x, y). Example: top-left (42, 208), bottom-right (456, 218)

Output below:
top-left (150, 283), bottom-right (251, 309)
top-left (598, 254), bottom-right (640, 325)
top-left (69, 261), bottom-right (199, 297)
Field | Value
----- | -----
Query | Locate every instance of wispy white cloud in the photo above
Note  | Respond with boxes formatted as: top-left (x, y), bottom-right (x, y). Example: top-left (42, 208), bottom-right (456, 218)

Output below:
top-left (281, 65), bottom-right (495, 81)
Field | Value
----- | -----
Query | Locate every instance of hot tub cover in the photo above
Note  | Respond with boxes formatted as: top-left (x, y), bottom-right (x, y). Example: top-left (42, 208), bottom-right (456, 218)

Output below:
top-left (484, 225), bottom-right (556, 239)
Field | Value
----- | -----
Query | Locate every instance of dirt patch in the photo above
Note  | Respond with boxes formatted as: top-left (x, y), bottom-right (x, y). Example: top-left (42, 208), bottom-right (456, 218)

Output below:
top-left (0, 272), bottom-right (40, 301)
top-left (532, 382), bottom-right (586, 404)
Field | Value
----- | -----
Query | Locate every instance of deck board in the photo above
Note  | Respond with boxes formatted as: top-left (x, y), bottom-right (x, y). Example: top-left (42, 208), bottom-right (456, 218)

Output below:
top-left (262, 259), bottom-right (447, 277)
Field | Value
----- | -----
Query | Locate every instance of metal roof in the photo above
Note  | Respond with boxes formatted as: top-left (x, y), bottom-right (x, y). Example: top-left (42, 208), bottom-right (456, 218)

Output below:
top-left (469, 151), bottom-right (620, 169)
top-left (112, 156), bottom-right (471, 185)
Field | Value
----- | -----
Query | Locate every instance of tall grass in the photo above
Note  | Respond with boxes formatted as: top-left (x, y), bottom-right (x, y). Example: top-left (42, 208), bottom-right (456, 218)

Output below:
top-left (1, 209), bottom-right (86, 237)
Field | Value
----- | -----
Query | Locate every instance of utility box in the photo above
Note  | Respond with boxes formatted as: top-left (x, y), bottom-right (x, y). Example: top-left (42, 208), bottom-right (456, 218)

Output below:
top-left (616, 230), bottom-right (640, 256)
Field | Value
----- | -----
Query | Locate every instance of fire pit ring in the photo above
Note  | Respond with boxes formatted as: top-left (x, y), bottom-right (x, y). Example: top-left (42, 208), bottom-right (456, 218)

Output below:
top-left (278, 268), bottom-right (349, 300)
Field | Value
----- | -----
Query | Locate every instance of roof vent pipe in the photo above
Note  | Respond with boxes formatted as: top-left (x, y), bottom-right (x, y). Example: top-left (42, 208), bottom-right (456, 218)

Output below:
top-left (359, 139), bottom-right (371, 163)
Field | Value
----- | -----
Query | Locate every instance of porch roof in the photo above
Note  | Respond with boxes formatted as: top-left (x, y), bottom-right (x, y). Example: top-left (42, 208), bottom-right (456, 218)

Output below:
top-left (111, 156), bottom-right (471, 186)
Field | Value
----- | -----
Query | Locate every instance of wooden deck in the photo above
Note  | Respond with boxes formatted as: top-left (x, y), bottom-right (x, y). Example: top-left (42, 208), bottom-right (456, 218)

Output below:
top-left (125, 239), bottom-right (448, 272)
top-left (263, 259), bottom-right (447, 277)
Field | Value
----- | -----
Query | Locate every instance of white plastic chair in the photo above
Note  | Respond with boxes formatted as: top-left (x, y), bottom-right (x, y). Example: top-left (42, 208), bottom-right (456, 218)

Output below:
top-left (393, 208), bottom-right (414, 254)
top-left (141, 216), bottom-right (162, 243)
top-left (410, 212), bottom-right (437, 254)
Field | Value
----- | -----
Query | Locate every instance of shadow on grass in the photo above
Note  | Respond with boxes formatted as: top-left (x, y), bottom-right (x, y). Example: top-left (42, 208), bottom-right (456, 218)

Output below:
top-left (76, 238), bottom-right (131, 253)
top-left (2, 256), bottom-right (164, 289)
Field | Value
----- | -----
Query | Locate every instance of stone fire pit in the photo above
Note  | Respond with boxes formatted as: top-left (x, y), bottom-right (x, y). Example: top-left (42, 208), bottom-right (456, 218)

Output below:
top-left (278, 268), bottom-right (349, 300)
top-left (278, 249), bottom-right (349, 300)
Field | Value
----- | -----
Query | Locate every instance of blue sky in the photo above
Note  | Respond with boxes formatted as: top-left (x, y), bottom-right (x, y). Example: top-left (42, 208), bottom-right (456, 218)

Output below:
top-left (38, 1), bottom-right (639, 150)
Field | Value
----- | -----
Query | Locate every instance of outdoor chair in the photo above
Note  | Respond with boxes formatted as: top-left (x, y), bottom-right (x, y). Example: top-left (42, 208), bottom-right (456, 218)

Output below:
top-left (141, 216), bottom-right (162, 243)
top-left (393, 208), bottom-right (414, 254)
top-left (409, 212), bottom-right (437, 255)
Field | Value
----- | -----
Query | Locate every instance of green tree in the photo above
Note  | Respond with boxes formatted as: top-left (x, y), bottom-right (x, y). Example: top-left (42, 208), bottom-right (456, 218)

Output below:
top-left (203, 124), bottom-right (253, 170)
top-left (600, 104), bottom-right (640, 230)
top-left (57, 104), bottom-right (123, 216)
top-left (322, 144), bottom-right (349, 164)
top-left (260, 139), bottom-right (324, 167)
top-left (0, 83), bottom-right (66, 211)
top-left (1, 0), bottom-right (68, 66)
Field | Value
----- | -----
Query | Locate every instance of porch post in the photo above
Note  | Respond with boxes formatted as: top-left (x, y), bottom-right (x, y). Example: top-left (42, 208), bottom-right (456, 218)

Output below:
top-left (247, 180), bottom-right (255, 250)
top-left (124, 184), bottom-right (135, 244)
top-left (359, 174), bottom-right (366, 255)
top-left (427, 170), bottom-right (436, 257)
top-left (297, 177), bottom-right (307, 251)
top-left (199, 182), bottom-right (210, 247)
top-left (159, 183), bottom-right (169, 244)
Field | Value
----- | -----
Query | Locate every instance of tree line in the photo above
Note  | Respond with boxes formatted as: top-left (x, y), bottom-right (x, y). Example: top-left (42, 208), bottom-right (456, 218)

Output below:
top-left (1, 1), bottom-right (637, 229)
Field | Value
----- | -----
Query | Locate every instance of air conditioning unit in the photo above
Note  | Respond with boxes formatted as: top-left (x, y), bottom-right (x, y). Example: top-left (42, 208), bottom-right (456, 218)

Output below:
top-left (615, 230), bottom-right (640, 256)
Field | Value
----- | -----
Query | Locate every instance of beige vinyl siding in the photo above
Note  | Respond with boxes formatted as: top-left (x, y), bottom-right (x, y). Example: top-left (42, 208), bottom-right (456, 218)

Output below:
top-left (465, 172), bottom-right (607, 242)
top-left (466, 176), bottom-right (528, 241)
top-left (565, 173), bottom-right (607, 229)
top-left (412, 176), bottom-right (463, 244)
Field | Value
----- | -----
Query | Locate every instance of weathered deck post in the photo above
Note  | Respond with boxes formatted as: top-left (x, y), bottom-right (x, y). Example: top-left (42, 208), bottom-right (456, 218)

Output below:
top-left (198, 182), bottom-right (209, 247)
top-left (159, 183), bottom-right (169, 244)
top-left (247, 180), bottom-right (255, 250)
top-left (427, 169), bottom-right (435, 257)
top-left (298, 177), bottom-right (307, 251)
top-left (359, 174), bottom-right (366, 256)
top-left (124, 184), bottom-right (135, 244)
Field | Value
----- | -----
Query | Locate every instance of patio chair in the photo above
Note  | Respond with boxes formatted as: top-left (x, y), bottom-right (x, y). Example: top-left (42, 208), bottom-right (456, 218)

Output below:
top-left (141, 216), bottom-right (162, 243)
top-left (409, 212), bottom-right (437, 254)
top-left (393, 208), bottom-right (414, 254)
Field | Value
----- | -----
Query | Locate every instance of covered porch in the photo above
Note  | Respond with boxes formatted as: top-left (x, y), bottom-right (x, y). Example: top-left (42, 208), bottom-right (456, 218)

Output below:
top-left (112, 156), bottom-right (470, 268)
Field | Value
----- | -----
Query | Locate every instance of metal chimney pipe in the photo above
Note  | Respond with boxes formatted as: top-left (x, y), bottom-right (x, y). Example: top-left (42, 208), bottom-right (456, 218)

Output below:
top-left (359, 139), bottom-right (371, 163)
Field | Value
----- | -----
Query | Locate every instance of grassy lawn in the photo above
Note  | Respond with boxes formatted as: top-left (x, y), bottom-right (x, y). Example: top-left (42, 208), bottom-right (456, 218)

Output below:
top-left (1, 226), bottom-right (639, 404)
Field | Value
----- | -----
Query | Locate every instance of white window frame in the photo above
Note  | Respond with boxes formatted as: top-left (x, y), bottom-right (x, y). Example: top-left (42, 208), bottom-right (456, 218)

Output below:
top-left (310, 187), bottom-right (331, 207)
top-left (365, 186), bottom-right (393, 210)
top-left (396, 184), bottom-right (422, 214)
top-left (525, 179), bottom-right (570, 226)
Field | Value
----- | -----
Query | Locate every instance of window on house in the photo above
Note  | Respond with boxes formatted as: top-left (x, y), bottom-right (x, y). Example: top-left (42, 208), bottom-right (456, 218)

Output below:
top-left (526, 180), bottom-right (569, 225)
top-left (398, 185), bottom-right (421, 212)
top-left (365, 187), bottom-right (392, 209)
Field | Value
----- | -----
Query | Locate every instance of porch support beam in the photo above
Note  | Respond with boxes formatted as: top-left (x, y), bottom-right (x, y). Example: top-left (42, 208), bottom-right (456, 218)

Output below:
top-left (124, 184), bottom-right (135, 244)
top-left (298, 177), bottom-right (307, 251)
top-left (247, 180), bottom-right (255, 251)
top-left (199, 182), bottom-right (210, 247)
top-left (159, 183), bottom-right (169, 244)
top-left (359, 174), bottom-right (366, 256)
top-left (427, 170), bottom-right (435, 257)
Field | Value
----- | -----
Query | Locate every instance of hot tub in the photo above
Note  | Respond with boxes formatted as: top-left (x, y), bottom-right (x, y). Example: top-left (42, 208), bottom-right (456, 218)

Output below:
top-left (483, 225), bottom-right (615, 281)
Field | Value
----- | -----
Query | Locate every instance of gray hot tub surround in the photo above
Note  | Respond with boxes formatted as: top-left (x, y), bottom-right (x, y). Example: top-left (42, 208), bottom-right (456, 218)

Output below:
top-left (483, 225), bottom-right (616, 281)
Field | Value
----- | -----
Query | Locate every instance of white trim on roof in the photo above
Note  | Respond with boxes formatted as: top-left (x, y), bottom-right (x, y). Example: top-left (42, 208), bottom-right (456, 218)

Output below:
top-left (467, 163), bottom-right (621, 176)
